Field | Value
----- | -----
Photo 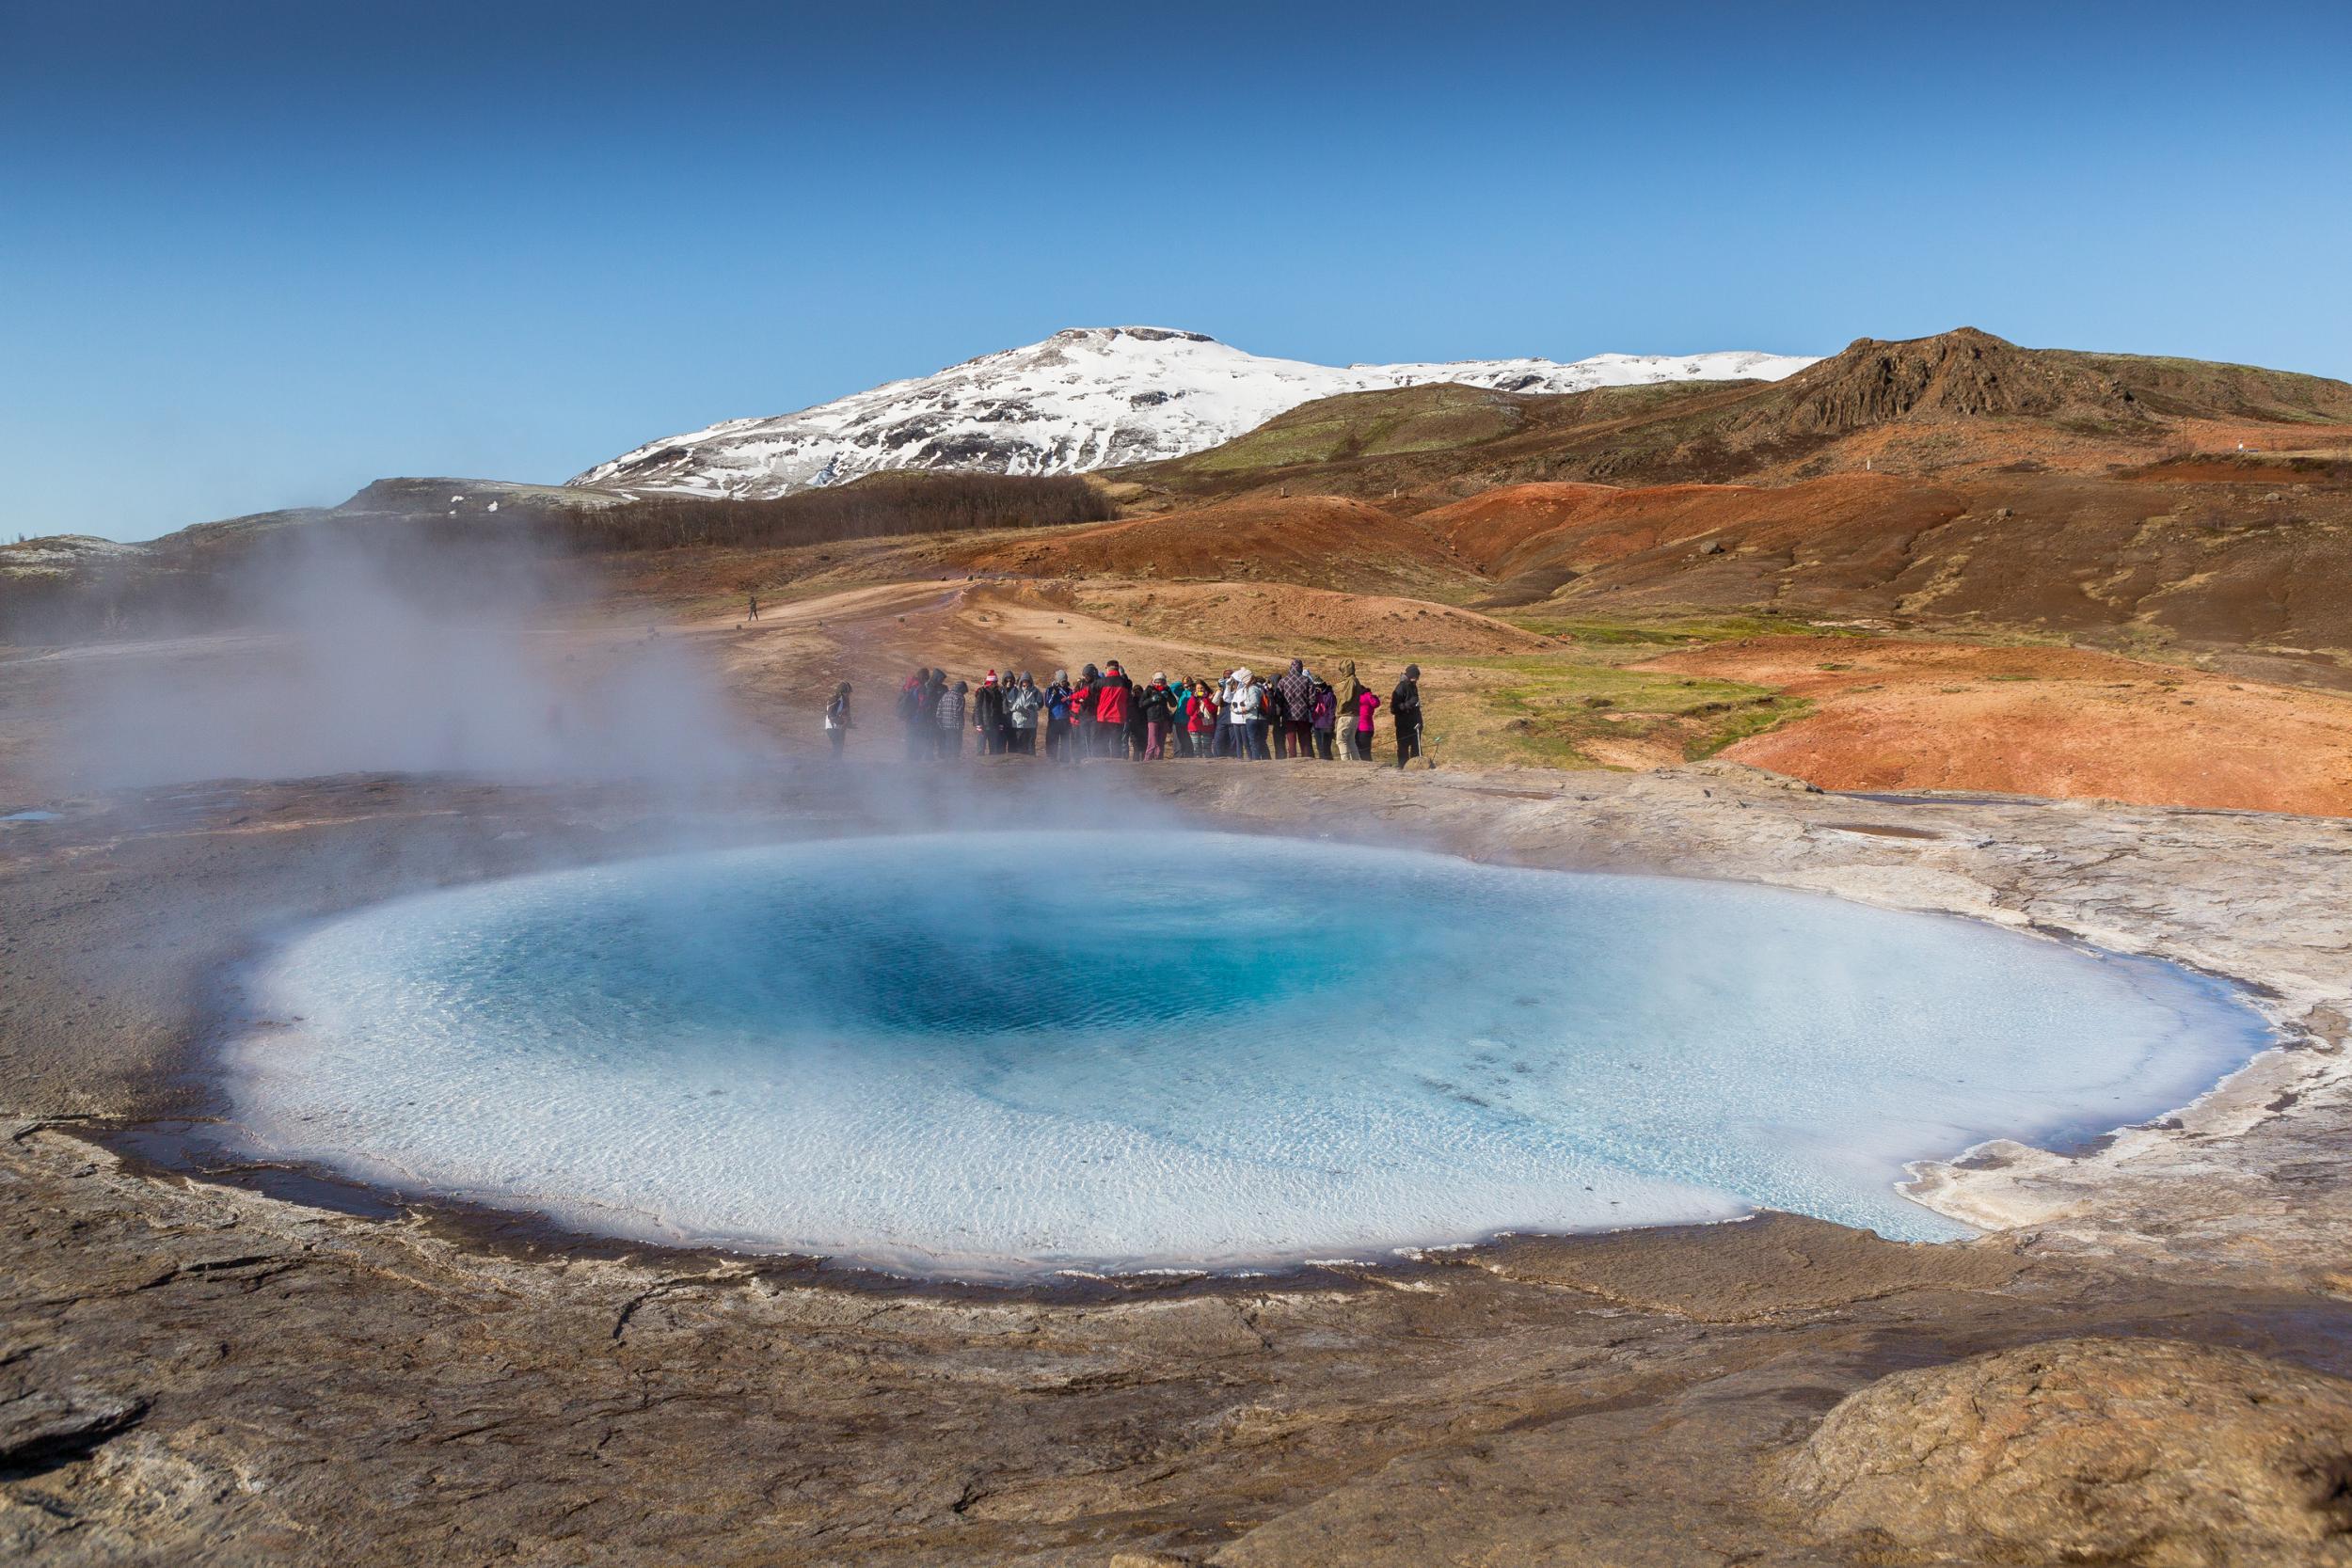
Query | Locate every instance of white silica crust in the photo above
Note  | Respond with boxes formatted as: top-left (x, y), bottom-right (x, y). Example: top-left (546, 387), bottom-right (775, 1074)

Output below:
top-left (226, 832), bottom-right (2266, 1277)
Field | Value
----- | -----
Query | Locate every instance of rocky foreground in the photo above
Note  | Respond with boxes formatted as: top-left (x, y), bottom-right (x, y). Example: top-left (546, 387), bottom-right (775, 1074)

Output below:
top-left (5, 761), bottom-right (2351, 1565)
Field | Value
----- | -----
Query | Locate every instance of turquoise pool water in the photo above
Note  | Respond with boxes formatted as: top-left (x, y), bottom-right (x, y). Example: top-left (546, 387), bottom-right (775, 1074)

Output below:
top-left (226, 832), bottom-right (2269, 1276)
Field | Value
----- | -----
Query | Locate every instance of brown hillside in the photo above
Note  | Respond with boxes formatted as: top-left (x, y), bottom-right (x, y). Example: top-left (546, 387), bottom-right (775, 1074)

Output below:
top-left (959, 494), bottom-right (1477, 595)
top-left (1424, 474), bottom-right (1966, 581)
top-left (1425, 469), bottom-right (2352, 672)
top-left (1772, 327), bottom-right (2140, 433)
top-left (1122, 329), bottom-right (2352, 506)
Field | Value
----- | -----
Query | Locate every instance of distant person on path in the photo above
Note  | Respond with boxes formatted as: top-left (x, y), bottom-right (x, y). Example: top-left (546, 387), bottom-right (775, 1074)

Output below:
top-left (936, 679), bottom-right (968, 758)
top-left (1007, 673), bottom-right (1043, 754)
top-left (1391, 664), bottom-right (1424, 768)
top-left (824, 682), bottom-right (852, 757)
top-left (748, 593), bottom-right (760, 622)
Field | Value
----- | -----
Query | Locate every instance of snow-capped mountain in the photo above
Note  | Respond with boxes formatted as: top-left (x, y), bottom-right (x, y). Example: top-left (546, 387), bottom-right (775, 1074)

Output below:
top-left (569, 327), bottom-right (1819, 499)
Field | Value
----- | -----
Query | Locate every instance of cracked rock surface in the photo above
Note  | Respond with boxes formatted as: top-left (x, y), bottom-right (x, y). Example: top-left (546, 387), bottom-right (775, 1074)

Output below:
top-left (1779, 1336), bottom-right (2352, 1566)
top-left (5, 764), bottom-right (2351, 1564)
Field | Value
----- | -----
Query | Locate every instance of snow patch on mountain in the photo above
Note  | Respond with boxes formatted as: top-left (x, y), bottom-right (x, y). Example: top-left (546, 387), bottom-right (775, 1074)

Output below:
top-left (569, 327), bottom-right (1818, 499)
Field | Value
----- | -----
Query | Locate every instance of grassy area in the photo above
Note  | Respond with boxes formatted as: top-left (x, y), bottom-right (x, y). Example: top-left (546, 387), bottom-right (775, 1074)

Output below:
top-left (1156, 384), bottom-right (1526, 475)
top-left (1434, 652), bottom-right (1811, 768)
top-left (1492, 609), bottom-right (1870, 652)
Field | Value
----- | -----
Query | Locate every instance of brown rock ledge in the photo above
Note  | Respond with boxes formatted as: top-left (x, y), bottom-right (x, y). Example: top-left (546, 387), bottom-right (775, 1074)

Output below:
top-left (1778, 1336), bottom-right (2352, 1566)
top-left (4, 762), bottom-right (2351, 1564)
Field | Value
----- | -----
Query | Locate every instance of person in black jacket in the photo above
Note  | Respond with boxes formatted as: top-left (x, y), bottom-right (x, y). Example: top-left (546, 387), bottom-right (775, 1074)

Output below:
top-left (825, 682), bottom-right (852, 758)
top-left (1391, 664), bottom-right (1424, 769)
top-left (898, 668), bottom-right (932, 761)
top-left (1137, 673), bottom-right (1177, 759)
top-left (972, 673), bottom-right (1008, 755)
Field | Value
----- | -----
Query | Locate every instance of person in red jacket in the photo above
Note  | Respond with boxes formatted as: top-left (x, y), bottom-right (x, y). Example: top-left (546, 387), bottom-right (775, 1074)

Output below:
top-left (1091, 660), bottom-right (1133, 759)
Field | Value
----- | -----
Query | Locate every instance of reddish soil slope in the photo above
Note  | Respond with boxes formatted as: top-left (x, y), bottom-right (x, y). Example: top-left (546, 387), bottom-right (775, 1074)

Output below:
top-left (1422, 472), bottom-right (2352, 667)
top-left (1645, 637), bottom-right (2352, 815)
top-left (961, 495), bottom-right (1475, 595)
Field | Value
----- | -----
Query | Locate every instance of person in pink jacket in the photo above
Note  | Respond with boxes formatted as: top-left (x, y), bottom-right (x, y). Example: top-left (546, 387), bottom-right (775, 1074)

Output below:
top-left (1352, 686), bottom-right (1380, 761)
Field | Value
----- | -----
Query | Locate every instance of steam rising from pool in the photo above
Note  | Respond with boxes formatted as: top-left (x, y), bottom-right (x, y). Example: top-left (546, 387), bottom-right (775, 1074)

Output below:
top-left (229, 832), bottom-right (2265, 1276)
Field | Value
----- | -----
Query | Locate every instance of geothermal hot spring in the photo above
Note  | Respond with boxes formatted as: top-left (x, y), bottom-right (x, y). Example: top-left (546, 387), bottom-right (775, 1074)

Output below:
top-left (227, 832), bottom-right (2267, 1277)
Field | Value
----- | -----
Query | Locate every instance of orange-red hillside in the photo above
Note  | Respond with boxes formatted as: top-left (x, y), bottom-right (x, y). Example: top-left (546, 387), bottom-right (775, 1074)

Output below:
top-left (961, 494), bottom-right (1471, 594)
top-left (1645, 637), bottom-right (2352, 816)
top-left (1421, 474), bottom-right (1964, 580)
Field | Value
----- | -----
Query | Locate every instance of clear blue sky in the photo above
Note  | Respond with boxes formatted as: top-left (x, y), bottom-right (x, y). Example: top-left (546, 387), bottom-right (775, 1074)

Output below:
top-left (7, 1), bottom-right (2348, 541)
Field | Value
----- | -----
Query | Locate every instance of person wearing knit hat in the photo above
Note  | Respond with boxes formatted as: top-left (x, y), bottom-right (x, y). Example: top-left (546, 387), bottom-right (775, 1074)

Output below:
top-left (1391, 663), bottom-right (1424, 769)
top-left (972, 669), bottom-right (1008, 756)
top-left (1139, 671), bottom-right (1176, 760)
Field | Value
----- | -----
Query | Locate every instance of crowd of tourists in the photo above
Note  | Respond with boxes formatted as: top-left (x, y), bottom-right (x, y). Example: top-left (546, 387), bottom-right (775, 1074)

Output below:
top-left (824, 659), bottom-right (1427, 768)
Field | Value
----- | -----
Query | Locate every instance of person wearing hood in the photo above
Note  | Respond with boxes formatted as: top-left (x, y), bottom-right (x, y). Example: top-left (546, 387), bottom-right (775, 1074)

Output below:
top-left (1043, 669), bottom-right (1075, 763)
top-left (1227, 668), bottom-right (1265, 760)
top-left (1308, 673), bottom-right (1337, 760)
top-left (972, 671), bottom-right (1008, 755)
top-left (1391, 664), bottom-right (1424, 769)
top-left (936, 678), bottom-right (969, 758)
top-left (1339, 660), bottom-right (1369, 760)
top-left (1091, 659), bottom-right (1133, 758)
top-left (1351, 678), bottom-right (1380, 761)
top-left (1006, 672), bottom-right (1043, 754)
top-left (898, 668), bottom-right (932, 761)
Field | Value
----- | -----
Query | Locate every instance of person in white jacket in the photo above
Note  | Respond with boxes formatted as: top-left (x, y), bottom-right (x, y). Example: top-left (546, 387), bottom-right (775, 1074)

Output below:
top-left (1226, 668), bottom-right (1266, 761)
top-left (1004, 673), bottom-right (1044, 755)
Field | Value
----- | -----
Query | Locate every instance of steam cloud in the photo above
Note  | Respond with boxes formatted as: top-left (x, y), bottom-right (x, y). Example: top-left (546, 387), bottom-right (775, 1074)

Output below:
top-left (45, 519), bottom-right (770, 793)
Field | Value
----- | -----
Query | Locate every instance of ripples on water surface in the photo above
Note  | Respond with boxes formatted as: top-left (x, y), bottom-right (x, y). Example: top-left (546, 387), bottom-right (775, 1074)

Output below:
top-left (229, 832), bottom-right (2268, 1275)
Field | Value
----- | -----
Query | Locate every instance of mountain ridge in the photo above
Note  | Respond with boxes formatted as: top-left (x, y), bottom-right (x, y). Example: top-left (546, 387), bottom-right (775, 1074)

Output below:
top-left (566, 326), bottom-right (1819, 499)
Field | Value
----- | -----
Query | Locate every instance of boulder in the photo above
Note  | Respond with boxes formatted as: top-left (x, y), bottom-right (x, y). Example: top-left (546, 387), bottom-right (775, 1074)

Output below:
top-left (1779, 1336), bottom-right (2352, 1566)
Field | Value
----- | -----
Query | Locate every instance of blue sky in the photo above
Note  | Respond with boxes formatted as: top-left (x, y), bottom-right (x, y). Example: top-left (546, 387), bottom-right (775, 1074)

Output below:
top-left (6, 1), bottom-right (2349, 541)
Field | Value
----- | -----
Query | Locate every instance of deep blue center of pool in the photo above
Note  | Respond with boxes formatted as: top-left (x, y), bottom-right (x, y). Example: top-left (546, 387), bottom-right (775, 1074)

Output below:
top-left (228, 831), bottom-right (2269, 1275)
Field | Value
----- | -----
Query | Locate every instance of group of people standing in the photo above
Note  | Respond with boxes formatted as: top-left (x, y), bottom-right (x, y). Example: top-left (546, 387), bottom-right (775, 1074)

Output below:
top-left (852, 659), bottom-right (1426, 768)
